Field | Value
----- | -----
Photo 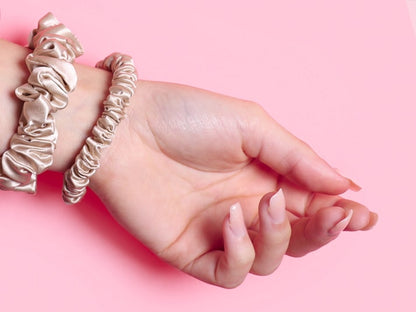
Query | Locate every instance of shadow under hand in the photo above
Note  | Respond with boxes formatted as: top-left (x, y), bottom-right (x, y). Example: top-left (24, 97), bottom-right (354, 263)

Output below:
top-left (37, 171), bottom-right (184, 283)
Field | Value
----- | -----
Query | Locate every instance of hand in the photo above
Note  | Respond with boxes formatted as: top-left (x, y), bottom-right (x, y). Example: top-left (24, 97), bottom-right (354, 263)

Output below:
top-left (88, 80), bottom-right (377, 288)
top-left (0, 39), bottom-right (376, 288)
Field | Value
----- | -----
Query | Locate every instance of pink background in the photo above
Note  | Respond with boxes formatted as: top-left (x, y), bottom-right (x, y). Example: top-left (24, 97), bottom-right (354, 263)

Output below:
top-left (0, 1), bottom-right (415, 311)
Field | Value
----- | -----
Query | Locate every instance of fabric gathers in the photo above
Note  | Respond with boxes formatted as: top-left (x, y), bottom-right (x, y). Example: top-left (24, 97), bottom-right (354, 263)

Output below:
top-left (0, 12), bottom-right (138, 205)
top-left (63, 53), bottom-right (137, 204)
top-left (0, 12), bottom-right (83, 193)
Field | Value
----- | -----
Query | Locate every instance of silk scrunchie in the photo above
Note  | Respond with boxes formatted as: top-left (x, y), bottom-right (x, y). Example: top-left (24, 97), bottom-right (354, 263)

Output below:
top-left (63, 53), bottom-right (137, 204)
top-left (0, 13), bottom-right (83, 193)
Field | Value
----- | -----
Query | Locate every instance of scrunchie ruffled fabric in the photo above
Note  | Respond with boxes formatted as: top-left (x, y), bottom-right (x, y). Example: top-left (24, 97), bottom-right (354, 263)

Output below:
top-left (63, 53), bottom-right (137, 204)
top-left (0, 13), bottom-right (83, 193)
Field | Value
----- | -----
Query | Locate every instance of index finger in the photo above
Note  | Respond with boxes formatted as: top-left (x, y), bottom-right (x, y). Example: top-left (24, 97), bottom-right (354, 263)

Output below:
top-left (241, 105), bottom-right (356, 194)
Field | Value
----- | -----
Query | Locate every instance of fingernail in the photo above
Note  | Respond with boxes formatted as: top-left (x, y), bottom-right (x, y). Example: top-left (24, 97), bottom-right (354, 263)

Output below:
top-left (347, 178), bottom-right (362, 192)
top-left (268, 189), bottom-right (286, 224)
top-left (333, 168), bottom-right (362, 192)
top-left (229, 203), bottom-right (247, 238)
top-left (328, 209), bottom-right (353, 236)
top-left (362, 212), bottom-right (379, 231)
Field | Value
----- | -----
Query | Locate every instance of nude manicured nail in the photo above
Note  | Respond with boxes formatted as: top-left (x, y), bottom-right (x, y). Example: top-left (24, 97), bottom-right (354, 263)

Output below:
top-left (268, 189), bottom-right (286, 224)
top-left (229, 203), bottom-right (247, 238)
top-left (333, 168), bottom-right (362, 192)
top-left (328, 209), bottom-right (353, 236)
top-left (362, 212), bottom-right (379, 231)
top-left (347, 178), bottom-right (362, 192)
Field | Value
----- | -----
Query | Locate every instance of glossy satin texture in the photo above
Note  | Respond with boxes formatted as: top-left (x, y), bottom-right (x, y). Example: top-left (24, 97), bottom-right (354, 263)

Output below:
top-left (63, 53), bottom-right (137, 204)
top-left (0, 13), bottom-right (83, 193)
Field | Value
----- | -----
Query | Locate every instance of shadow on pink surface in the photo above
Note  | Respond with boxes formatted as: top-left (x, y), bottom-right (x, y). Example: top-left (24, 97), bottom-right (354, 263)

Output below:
top-left (37, 171), bottom-right (183, 280)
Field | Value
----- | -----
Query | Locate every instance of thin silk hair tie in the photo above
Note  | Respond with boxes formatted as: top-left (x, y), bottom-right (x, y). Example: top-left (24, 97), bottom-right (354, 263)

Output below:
top-left (0, 12), bottom-right (83, 193)
top-left (63, 53), bottom-right (137, 204)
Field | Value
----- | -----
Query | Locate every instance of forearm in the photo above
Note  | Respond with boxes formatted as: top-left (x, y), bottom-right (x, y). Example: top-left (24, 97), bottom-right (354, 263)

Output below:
top-left (0, 38), bottom-right (112, 173)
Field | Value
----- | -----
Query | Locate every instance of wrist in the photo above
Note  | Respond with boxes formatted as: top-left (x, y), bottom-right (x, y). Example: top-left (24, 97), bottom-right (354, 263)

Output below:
top-left (0, 39), bottom-right (112, 173)
top-left (52, 62), bottom-right (112, 172)
top-left (0, 39), bottom-right (28, 154)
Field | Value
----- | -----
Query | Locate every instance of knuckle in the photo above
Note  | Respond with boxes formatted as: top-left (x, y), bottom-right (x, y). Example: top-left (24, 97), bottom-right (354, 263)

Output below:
top-left (218, 276), bottom-right (246, 289)
top-left (264, 221), bottom-right (292, 246)
top-left (251, 264), bottom-right (279, 276)
top-left (240, 246), bottom-right (256, 266)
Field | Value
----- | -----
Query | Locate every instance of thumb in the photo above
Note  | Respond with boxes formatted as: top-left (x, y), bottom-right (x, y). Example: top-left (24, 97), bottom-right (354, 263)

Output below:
top-left (241, 105), bottom-right (358, 194)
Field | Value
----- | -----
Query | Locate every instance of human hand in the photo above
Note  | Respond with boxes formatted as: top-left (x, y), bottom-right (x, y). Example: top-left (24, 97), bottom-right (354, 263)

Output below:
top-left (88, 80), bottom-right (377, 288)
top-left (0, 39), bottom-right (376, 288)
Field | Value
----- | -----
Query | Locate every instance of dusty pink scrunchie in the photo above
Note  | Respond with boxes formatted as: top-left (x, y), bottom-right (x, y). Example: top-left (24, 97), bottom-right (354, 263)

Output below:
top-left (0, 13), bottom-right (83, 193)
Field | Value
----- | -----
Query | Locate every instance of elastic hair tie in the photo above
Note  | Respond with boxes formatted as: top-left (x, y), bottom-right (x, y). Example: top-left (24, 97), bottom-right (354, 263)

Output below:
top-left (0, 12), bottom-right (83, 193)
top-left (63, 53), bottom-right (137, 204)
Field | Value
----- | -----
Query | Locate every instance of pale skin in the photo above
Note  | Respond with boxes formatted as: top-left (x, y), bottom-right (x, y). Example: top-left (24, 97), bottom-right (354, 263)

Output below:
top-left (0, 39), bottom-right (377, 288)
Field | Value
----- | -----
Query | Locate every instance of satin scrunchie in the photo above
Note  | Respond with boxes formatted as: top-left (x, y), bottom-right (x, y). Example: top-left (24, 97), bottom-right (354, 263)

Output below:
top-left (63, 53), bottom-right (137, 204)
top-left (0, 13), bottom-right (83, 193)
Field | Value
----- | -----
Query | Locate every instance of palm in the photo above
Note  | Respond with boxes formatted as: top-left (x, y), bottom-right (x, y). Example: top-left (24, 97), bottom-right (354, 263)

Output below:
top-left (90, 80), bottom-right (375, 285)
top-left (92, 81), bottom-right (272, 257)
